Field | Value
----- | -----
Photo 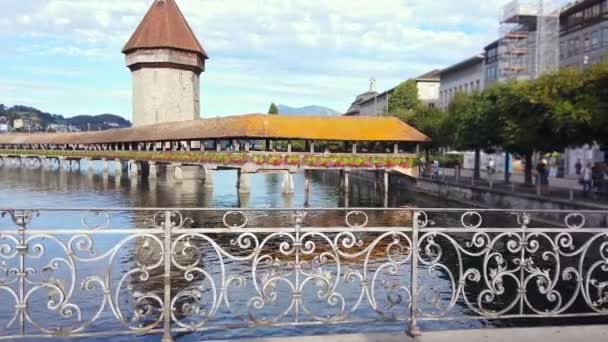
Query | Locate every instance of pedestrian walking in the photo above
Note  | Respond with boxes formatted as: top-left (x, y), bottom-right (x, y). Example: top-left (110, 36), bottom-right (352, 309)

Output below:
top-left (549, 156), bottom-right (558, 178)
top-left (486, 157), bottom-right (495, 175)
top-left (536, 161), bottom-right (550, 195)
top-left (575, 159), bottom-right (582, 176)
top-left (431, 159), bottom-right (440, 179)
top-left (592, 163), bottom-right (603, 197)
top-left (581, 163), bottom-right (593, 196)
top-left (600, 163), bottom-right (608, 197)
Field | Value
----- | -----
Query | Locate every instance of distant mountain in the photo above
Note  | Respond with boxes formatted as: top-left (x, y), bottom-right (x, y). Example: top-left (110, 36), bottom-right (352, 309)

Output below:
top-left (277, 104), bottom-right (340, 116)
top-left (66, 114), bottom-right (131, 131)
top-left (0, 104), bottom-right (130, 132)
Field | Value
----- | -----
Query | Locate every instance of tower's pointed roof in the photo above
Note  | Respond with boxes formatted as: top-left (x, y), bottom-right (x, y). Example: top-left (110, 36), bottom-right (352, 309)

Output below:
top-left (122, 0), bottom-right (208, 59)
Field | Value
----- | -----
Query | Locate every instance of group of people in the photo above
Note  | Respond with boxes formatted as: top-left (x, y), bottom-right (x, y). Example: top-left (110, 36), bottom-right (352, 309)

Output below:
top-left (420, 157), bottom-right (441, 178)
top-left (575, 159), bottom-right (608, 197)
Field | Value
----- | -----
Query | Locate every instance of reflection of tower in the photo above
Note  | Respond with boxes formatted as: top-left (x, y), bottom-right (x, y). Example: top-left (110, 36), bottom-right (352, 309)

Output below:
top-left (123, 0), bottom-right (209, 127)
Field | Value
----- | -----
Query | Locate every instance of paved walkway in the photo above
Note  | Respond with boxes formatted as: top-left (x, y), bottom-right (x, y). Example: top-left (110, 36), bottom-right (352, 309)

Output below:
top-left (421, 168), bottom-right (608, 208)
top-left (219, 325), bottom-right (608, 342)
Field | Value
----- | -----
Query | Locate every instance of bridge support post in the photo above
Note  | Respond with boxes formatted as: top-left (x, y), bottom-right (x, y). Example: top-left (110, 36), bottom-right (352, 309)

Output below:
top-left (237, 170), bottom-right (251, 194)
top-left (204, 168), bottom-right (214, 188)
top-left (382, 170), bottom-right (390, 208)
top-left (173, 163), bottom-right (183, 182)
top-left (282, 171), bottom-right (295, 195)
top-left (149, 162), bottom-right (158, 179)
top-left (343, 170), bottom-right (350, 193)
top-left (304, 170), bottom-right (311, 206)
top-left (383, 170), bottom-right (389, 195)
top-left (128, 160), bottom-right (139, 177)
top-left (58, 157), bottom-right (67, 170)
top-left (85, 158), bottom-right (94, 172)
top-left (102, 158), bottom-right (109, 173)
top-left (114, 159), bottom-right (122, 175)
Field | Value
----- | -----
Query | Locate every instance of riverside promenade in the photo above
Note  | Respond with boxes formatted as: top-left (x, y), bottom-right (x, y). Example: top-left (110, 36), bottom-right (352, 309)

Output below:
top-left (420, 167), bottom-right (608, 208)
top-left (234, 326), bottom-right (608, 342)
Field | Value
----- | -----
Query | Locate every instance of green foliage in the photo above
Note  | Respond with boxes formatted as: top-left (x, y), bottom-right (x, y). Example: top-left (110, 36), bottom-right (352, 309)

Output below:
top-left (580, 62), bottom-right (608, 144)
top-left (444, 63), bottom-right (608, 184)
top-left (268, 103), bottom-right (279, 115)
top-left (448, 91), bottom-right (500, 151)
top-left (388, 79), bottom-right (421, 113)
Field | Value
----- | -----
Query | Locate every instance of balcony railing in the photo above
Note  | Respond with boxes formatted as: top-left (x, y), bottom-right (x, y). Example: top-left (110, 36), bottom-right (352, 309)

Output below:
top-left (0, 208), bottom-right (607, 340)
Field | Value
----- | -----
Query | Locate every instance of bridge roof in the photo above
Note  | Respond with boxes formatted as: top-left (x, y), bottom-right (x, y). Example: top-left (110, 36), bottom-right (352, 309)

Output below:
top-left (0, 114), bottom-right (431, 145)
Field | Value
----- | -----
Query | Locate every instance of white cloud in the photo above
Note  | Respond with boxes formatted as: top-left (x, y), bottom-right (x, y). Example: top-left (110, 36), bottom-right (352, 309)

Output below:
top-left (17, 15), bottom-right (32, 25)
top-left (2, 0), bottom-right (572, 117)
top-left (54, 17), bottom-right (71, 25)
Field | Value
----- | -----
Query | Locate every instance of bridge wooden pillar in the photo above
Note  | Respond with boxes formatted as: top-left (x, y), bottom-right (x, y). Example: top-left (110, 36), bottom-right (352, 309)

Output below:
top-left (203, 167), bottom-right (214, 188)
top-left (173, 163), bottom-right (183, 181)
top-left (149, 162), bottom-right (158, 179)
top-left (114, 159), bottom-right (122, 175)
top-left (237, 169), bottom-right (251, 194)
top-left (128, 160), bottom-right (139, 177)
top-left (343, 170), bottom-right (350, 193)
top-left (304, 170), bottom-right (312, 206)
top-left (282, 171), bottom-right (295, 195)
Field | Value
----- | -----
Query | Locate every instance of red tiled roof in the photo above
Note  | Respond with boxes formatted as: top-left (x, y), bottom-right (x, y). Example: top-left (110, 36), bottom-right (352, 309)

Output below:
top-left (122, 0), bottom-right (208, 58)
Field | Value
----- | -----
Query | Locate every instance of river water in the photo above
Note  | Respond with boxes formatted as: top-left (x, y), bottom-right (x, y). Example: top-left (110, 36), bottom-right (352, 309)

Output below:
top-left (0, 162), bottom-right (605, 340)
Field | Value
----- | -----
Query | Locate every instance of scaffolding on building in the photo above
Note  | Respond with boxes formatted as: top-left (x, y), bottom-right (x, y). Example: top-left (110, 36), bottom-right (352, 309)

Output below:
top-left (498, 0), bottom-right (560, 81)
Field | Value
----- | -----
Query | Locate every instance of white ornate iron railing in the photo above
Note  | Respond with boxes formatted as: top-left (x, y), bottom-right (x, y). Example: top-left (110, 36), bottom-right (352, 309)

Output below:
top-left (0, 208), bottom-right (607, 341)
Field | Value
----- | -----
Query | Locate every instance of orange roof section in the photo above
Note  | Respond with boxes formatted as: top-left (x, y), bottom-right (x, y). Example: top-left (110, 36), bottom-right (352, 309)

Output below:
top-left (122, 0), bottom-right (208, 58)
top-left (0, 115), bottom-right (431, 145)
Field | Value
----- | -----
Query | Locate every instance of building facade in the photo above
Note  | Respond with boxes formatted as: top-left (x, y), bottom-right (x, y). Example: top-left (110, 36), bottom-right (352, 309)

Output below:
top-left (345, 70), bottom-right (440, 116)
top-left (123, 0), bottom-right (209, 127)
top-left (559, 0), bottom-right (608, 69)
top-left (438, 55), bottom-right (485, 110)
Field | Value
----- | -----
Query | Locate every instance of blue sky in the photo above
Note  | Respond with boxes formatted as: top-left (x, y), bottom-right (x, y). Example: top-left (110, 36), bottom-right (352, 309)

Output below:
top-left (0, 0), bottom-right (566, 120)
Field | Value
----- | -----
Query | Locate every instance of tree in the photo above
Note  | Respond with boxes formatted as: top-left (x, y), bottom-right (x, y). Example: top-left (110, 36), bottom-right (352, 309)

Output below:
top-left (268, 103), bottom-right (279, 115)
top-left (388, 79), bottom-right (421, 114)
top-left (448, 91), bottom-right (501, 179)
top-left (492, 68), bottom-right (591, 185)
top-left (580, 62), bottom-right (608, 145)
top-left (404, 106), bottom-right (454, 150)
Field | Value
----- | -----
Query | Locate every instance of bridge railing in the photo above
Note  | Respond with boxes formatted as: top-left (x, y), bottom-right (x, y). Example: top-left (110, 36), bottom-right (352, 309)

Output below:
top-left (0, 208), bottom-right (607, 340)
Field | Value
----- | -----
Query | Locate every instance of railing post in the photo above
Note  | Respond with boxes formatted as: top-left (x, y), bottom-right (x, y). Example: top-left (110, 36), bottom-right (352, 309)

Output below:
top-left (162, 210), bottom-right (174, 342)
top-left (408, 211), bottom-right (422, 337)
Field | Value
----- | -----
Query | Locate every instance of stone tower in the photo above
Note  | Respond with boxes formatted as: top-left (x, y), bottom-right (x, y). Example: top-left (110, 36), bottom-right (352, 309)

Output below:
top-left (123, 0), bottom-right (208, 127)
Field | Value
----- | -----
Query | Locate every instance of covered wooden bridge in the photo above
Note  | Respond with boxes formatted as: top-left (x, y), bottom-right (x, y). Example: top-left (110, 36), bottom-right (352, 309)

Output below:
top-left (0, 114), bottom-right (430, 199)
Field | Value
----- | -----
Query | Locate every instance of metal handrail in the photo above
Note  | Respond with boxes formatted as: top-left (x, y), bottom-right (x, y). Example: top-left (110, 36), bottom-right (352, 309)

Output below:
top-left (1, 208), bottom-right (607, 341)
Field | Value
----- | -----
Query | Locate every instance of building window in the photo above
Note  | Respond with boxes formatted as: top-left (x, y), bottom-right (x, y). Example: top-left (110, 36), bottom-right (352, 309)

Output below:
top-left (584, 35), bottom-right (591, 51)
top-left (592, 30), bottom-right (600, 49)
top-left (559, 41), bottom-right (565, 59)
top-left (476, 80), bottom-right (481, 89)
top-left (604, 27), bottom-right (608, 46)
